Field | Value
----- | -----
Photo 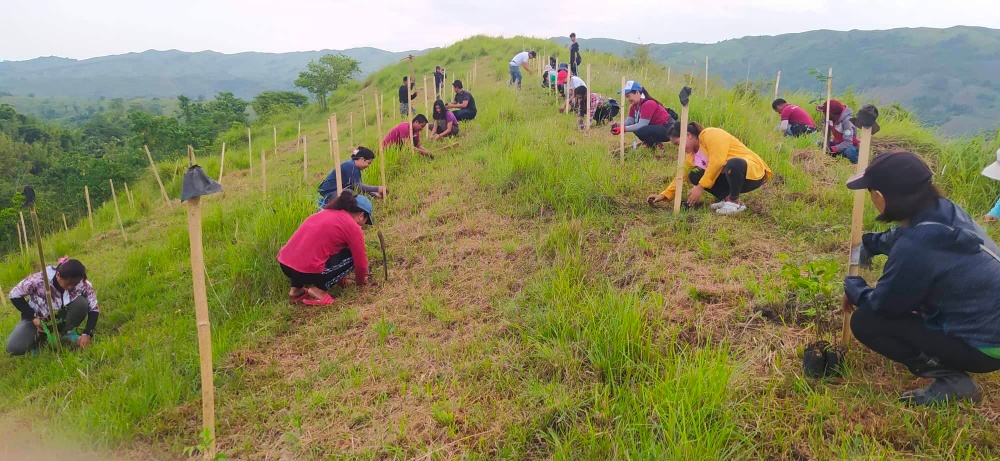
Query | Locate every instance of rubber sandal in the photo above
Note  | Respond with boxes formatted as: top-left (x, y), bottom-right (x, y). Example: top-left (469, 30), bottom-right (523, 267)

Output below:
top-left (289, 292), bottom-right (308, 304)
top-left (302, 293), bottom-right (335, 306)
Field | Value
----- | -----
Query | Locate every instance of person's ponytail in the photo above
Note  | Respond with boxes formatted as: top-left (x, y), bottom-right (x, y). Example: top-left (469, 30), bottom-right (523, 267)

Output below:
top-left (325, 190), bottom-right (358, 211)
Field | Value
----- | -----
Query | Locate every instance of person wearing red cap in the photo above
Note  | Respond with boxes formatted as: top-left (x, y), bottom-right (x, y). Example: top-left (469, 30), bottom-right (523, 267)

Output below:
top-left (844, 151), bottom-right (1000, 405)
top-left (816, 99), bottom-right (861, 163)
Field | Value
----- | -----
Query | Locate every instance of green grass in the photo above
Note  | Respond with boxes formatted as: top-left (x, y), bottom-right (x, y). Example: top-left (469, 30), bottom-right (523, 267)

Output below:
top-left (2, 35), bottom-right (1000, 459)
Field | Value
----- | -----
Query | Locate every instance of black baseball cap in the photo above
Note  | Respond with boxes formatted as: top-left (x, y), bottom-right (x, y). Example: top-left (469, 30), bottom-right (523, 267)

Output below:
top-left (846, 151), bottom-right (932, 194)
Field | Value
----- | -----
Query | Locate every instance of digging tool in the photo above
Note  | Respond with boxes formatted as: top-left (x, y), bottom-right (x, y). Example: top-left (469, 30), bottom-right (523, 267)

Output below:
top-left (842, 105), bottom-right (879, 347)
top-left (673, 87), bottom-right (692, 214)
top-left (23, 186), bottom-right (60, 350)
top-left (377, 230), bottom-right (389, 282)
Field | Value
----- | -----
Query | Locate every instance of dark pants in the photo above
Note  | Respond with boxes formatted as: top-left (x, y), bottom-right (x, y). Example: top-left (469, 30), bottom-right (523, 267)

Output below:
top-left (431, 119), bottom-right (459, 137)
top-left (557, 84), bottom-right (566, 98)
top-left (452, 109), bottom-right (476, 121)
top-left (542, 72), bottom-right (550, 88)
top-left (570, 61), bottom-right (579, 76)
top-left (280, 248), bottom-right (355, 292)
top-left (688, 158), bottom-right (767, 201)
top-left (634, 125), bottom-right (670, 148)
top-left (784, 124), bottom-right (816, 137)
top-left (851, 308), bottom-right (1000, 374)
top-left (6, 297), bottom-right (88, 355)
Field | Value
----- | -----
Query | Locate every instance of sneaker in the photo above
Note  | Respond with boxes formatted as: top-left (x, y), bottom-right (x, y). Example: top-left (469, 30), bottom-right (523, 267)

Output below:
top-left (716, 201), bottom-right (747, 215)
top-left (709, 201), bottom-right (726, 210)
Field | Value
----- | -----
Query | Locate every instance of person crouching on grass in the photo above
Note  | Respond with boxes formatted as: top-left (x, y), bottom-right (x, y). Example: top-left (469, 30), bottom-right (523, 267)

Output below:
top-left (277, 190), bottom-right (373, 306)
top-left (430, 99), bottom-right (459, 140)
top-left (7, 258), bottom-right (99, 355)
top-left (843, 151), bottom-right (1000, 405)
top-left (611, 80), bottom-right (675, 150)
top-left (383, 114), bottom-right (433, 157)
top-left (647, 122), bottom-right (772, 215)
top-left (317, 146), bottom-right (384, 207)
top-left (570, 85), bottom-right (616, 129)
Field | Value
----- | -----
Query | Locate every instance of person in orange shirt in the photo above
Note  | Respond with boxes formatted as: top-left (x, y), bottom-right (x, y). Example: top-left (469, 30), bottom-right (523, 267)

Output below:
top-left (648, 122), bottom-right (772, 215)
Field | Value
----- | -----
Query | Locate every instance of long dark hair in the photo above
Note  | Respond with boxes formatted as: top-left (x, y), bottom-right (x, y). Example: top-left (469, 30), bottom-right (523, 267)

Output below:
top-left (56, 258), bottom-right (87, 282)
top-left (324, 190), bottom-right (365, 214)
top-left (432, 99), bottom-right (447, 120)
top-left (573, 86), bottom-right (589, 116)
top-left (878, 184), bottom-right (942, 222)
top-left (628, 87), bottom-right (660, 106)
top-left (667, 121), bottom-right (705, 138)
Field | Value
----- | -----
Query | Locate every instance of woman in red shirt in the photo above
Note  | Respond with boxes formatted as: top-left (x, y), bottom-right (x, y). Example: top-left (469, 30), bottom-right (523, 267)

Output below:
top-left (277, 191), bottom-right (373, 306)
top-left (611, 80), bottom-right (674, 149)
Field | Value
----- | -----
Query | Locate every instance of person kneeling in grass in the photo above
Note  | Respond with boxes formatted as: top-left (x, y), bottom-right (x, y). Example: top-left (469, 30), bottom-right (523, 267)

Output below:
top-left (7, 258), bottom-right (99, 355)
top-left (612, 80), bottom-right (675, 150)
top-left (772, 98), bottom-right (816, 137)
top-left (843, 151), bottom-right (1000, 405)
top-left (570, 86), bottom-right (617, 129)
top-left (816, 99), bottom-right (860, 163)
top-left (383, 114), bottom-right (433, 157)
top-left (317, 146), bottom-right (384, 207)
top-left (277, 190), bottom-right (372, 306)
top-left (982, 149), bottom-right (1000, 223)
top-left (430, 99), bottom-right (459, 140)
top-left (648, 122), bottom-right (772, 215)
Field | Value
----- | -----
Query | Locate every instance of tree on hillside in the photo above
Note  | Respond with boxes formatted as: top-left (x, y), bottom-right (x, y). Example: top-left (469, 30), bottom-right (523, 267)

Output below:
top-left (252, 91), bottom-right (309, 117)
top-left (294, 54), bottom-right (360, 109)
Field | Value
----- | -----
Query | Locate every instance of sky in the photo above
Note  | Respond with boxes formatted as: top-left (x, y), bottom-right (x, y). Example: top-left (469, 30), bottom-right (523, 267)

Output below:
top-left (3, 0), bottom-right (1000, 61)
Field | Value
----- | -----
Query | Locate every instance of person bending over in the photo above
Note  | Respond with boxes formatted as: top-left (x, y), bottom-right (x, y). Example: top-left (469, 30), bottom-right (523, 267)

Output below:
top-left (648, 122), bottom-right (772, 215)
top-left (508, 50), bottom-right (536, 89)
top-left (383, 114), bottom-right (433, 157)
top-left (277, 191), bottom-right (373, 306)
top-left (772, 98), bottom-right (816, 137)
top-left (843, 151), bottom-right (1000, 405)
top-left (816, 99), bottom-right (861, 163)
top-left (317, 146), bottom-right (384, 207)
top-left (7, 258), bottom-right (99, 355)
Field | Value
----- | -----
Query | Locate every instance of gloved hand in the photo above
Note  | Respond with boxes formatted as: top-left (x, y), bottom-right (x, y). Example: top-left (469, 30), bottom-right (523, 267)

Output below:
top-left (611, 125), bottom-right (622, 135)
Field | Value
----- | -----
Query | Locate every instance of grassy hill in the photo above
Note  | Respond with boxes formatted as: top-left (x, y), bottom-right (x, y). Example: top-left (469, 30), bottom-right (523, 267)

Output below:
top-left (553, 26), bottom-right (1000, 135)
top-left (2, 36), bottom-right (1000, 459)
top-left (0, 47), bottom-right (431, 100)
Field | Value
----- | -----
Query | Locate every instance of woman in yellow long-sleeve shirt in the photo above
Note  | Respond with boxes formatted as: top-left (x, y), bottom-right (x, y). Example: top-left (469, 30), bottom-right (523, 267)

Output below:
top-left (648, 122), bottom-right (772, 215)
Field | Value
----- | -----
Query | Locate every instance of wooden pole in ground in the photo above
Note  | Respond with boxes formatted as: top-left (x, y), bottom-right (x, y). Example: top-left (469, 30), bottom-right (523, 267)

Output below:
top-left (327, 117), bottom-right (334, 166)
top-left (19, 212), bottom-right (29, 252)
top-left (16, 220), bottom-right (24, 254)
top-left (303, 135), bottom-right (308, 182)
top-left (376, 93), bottom-right (387, 199)
top-left (821, 68), bottom-right (833, 154)
top-left (332, 114), bottom-right (340, 164)
top-left (667, 67), bottom-right (671, 85)
top-left (585, 63), bottom-right (592, 130)
top-left (333, 137), bottom-right (343, 196)
top-left (704, 56), bottom-right (709, 97)
top-left (745, 61), bottom-right (752, 92)
top-left (273, 125), bottom-right (277, 159)
top-left (674, 90), bottom-right (692, 213)
top-left (843, 123), bottom-right (874, 347)
top-left (218, 142), bottom-right (226, 184)
top-left (773, 71), bottom-right (782, 100)
top-left (23, 188), bottom-right (59, 351)
top-left (174, 160), bottom-right (180, 178)
top-left (84, 185), bottom-right (93, 230)
top-left (619, 76), bottom-right (626, 162)
top-left (247, 126), bottom-right (253, 178)
top-left (362, 94), bottom-right (368, 129)
top-left (261, 149), bottom-right (267, 197)
top-left (144, 145), bottom-right (171, 206)
top-left (423, 76), bottom-right (429, 114)
top-left (61, 213), bottom-right (68, 232)
top-left (183, 146), bottom-right (217, 460)
top-left (554, 58), bottom-right (559, 106)
top-left (109, 179), bottom-right (127, 242)
top-left (296, 121), bottom-right (301, 148)
top-left (123, 182), bottom-right (135, 210)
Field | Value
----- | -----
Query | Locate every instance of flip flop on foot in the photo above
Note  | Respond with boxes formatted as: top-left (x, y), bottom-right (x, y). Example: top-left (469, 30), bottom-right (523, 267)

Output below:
top-left (302, 293), bottom-right (336, 306)
top-left (289, 292), bottom-right (308, 304)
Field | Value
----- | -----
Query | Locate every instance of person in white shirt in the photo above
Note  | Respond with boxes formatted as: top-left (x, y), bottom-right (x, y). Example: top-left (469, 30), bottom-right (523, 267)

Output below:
top-left (508, 51), bottom-right (536, 90)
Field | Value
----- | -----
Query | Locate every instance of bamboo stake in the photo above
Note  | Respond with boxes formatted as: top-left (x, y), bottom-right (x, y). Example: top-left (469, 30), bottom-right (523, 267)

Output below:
top-left (144, 145), bottom-right (170, 206)
top-left (303, 135), bottom-right (308, 182)
top-left (619, 76), bottom-right (626, 162)
top-left (184, 147), bottom-right (217, 460)
top-left (745, 61), bottom-right (752, 92)
top-left (327, 117), bottom-right (334, 166)
top-left (296, 121), bottom-right (301, 147)
top-left (774, 71), bottom-right (782, 100)
top-left (843, 124), bottom-right (874, 346)
top-left (218, 142), bottom-right (226, 184)
top-left (704, 56), bottom-right (709, 97)
top-left (423, 76), bottom-right (429, 115)
top-left (332, 114), bottom-right (340, 165)
top-left (123, 182), bottom-right (134, 210)
top-left (362, 94), bottom-right (368, 129)
top-left (109, 179), bottom-right (127, 242)
top-left (674, 91), bottom-right (691, 213)
top-left (273, 125), bottom-right (277, 159)
top-left (376, 93), bottom-right (387, 199)
top-left (333, 135), bottom-right (343, 196)
top-left (16, 220), bottom-right (24, 254)
top-left (585, 63), bottom-right (592, 130)
top-left (247, 126), bottom-right (253, 178)
top-left (822, 68), bottom-right (833, 154)
top-left (62, 213), bottom-right (68, 232)
top-left (667, 67), bottom-right (671, 85)
top-left (0, 285), bottom-right (5, 307)
top-left (19, 212), bottom-right (29, 252)
top-left (261, 149), bottom-right (267, 197)
top-left (174, 160), bottom-right (180, 178)
top-left (84, 185), bottom-right (93, 230)
top-left (24, 189), bottom-right (59, 351)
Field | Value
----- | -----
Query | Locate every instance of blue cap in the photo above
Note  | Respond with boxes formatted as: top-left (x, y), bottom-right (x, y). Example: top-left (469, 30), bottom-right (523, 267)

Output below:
top-left (558, 63), bottom-right (569, 70)
top-left (619, 80), bottom-right (643, 94)
top-left (355, 194), bottom-right (374, 225)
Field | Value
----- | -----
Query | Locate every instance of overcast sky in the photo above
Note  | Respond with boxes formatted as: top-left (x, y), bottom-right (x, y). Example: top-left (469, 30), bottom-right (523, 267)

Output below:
top-left (3, 0), bottom-right (999, 61)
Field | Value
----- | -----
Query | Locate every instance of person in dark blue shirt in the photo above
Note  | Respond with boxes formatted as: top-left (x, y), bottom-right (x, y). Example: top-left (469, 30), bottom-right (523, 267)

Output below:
top-left (317, 147), bottom-right (384, 207)
top-left (845, 152), bottom-right (1000, 405)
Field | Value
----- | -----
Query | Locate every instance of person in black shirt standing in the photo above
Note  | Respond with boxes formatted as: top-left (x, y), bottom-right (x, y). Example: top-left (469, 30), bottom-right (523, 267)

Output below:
top-left (446, 80), bottom-right (477, 121)
top-left (434, 66), bottom-right (445, 98)
top-left (399, 76), bottom-right (417, 117)
top-left (569, 32), bottom-right (582, 76)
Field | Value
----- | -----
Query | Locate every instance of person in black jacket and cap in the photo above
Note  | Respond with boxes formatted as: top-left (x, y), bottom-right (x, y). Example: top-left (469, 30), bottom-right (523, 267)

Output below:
top-left (845, 151), bottom-right (1000, 405)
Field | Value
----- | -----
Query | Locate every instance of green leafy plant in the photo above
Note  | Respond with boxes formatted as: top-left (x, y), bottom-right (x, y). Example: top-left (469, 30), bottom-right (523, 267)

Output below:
top-left (182, 428), bottom-right (227, 461)
top-left (778, 255), bottom-right (843, 323)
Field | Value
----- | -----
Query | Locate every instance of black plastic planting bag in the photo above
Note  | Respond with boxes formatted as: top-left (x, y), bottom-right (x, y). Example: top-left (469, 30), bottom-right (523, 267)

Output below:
top-left (181, 165), bottom-right (223, 202)
top-left (851, 104), bottom-right (880, 135)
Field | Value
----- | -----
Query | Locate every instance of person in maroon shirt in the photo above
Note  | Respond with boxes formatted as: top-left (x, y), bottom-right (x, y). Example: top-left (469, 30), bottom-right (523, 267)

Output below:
top-left (277, 191), bottom-right (373, 306)
top-left (611, 80), bottom-right (675, 149)
top-left (771, 98), bottom-right (816, 137)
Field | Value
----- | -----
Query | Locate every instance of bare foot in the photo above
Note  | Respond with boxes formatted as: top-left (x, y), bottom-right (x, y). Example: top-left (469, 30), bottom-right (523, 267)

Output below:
top-left (305, 286), bottom-right (329, 300)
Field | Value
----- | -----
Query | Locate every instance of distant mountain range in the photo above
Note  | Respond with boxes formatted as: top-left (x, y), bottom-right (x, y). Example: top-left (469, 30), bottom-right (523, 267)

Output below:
top-left (2, 26), bottom-right (998, 134)
top-left (551, 26), bottom-right (1000, 135)
top-left (0, 47), bottom-right (429, 100)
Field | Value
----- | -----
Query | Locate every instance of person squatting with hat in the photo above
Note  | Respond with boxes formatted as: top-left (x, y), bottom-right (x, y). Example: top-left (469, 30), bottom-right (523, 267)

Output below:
top-left (611, 80), bottom-right (676, 150)
top-left (277, 191), bottom-right (374, 306)
top-left (817, 99), bottom-right (861, 163)
top-left (317, 146), bottom-right (385, 207)
top-left (844, 151), bottom-right (1000, 405)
